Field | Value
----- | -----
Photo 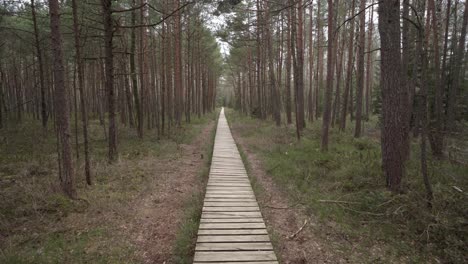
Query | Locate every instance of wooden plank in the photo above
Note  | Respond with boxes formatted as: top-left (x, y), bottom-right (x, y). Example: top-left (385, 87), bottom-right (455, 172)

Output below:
top-left (196, 235), bottom-right (271, 243)
top-left (205, 195), bottom-right (255, 199)
top-left (193, 251), bottom-right (277, 262)
top-left (200, 218), bottom-right (264, 223)
top-left (203, 202), bottom-right (258, 207)
top-left (204, 197), bottom-right (256, 201)
top-left (206, 191), bottom-right (254, 195)
top-left (201, 212), bottom-right (262, 218)
top-left (206, 187), bottom-right (252, 190)
top-left (207, 183), bottom-right (251, 186)
top-left (195, 242), bottom-right (272, 251)
top-left (194, 262), bottom-right (278, 264)
top-left (203, 207), bottom-right (259, 212)
top-left (199, 223), bottom-right (266, 229)
top-left (197, 229), bottom-right (268, 235)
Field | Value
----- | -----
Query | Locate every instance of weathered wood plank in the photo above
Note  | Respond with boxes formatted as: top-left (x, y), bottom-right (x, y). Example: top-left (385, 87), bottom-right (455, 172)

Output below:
top-left (201, 211), bottom-right (262, 218)
top-left (196, 235), bottom-right (271, 243)
top-left (194, 262), bottom-right (278, 264)
top-left (197, 229), bottom-right (268, 235)
top-left (200, 218), bottom-right (264, 223)
top-left (204, 198), bottom-right (257, 202)
top-left (202, 207), bottom-right (260, 212)
top-left (199, 223), bottom-right (266, 229)
top-left (193, 251), bottom-right (277, 262)
top-left (195, 242), bottom-right (272, 251)
top-left (203, 202), bottom-right (258, 207)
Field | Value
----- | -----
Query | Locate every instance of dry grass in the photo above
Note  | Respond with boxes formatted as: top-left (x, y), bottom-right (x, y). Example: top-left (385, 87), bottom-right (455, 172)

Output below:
top-left (0, 112), bottom-right (218, 263)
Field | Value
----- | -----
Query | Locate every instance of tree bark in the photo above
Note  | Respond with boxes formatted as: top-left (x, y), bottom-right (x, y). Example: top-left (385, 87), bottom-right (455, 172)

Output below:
top-left (321, 0), bottom-right (335, 151)
top-left (340, 0), bottom-right (356, 131)
top-left (354, 0), bottom-right (366, 138)
top-left (101, 0), bottom-right (118, 162)
top-left (48, 0), bottom-right (76, 198)
top-left (71, 0), bottom-right (91, 185)
top-left (31, 0), bottom-right (48, 129)
top-left (378, 0), bottom-right (407, 192)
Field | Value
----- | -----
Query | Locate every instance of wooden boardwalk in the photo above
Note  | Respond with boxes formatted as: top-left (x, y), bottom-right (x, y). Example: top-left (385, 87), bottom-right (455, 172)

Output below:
top-left (193, 108), bottom-right (278, 264)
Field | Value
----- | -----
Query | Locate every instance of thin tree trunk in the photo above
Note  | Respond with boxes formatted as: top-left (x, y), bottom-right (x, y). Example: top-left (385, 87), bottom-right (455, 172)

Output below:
top-left (340, 0), bottom-right (356, 131)
top-left (101, 0), bottom-right (117, 162)
top-left (72, 0), bottom-right (91, 185)
top-left (285, 6), bottom-right (292, 124)
top-left (354, 0), bottom-right (366, 138)
top-left (31, 0), bottom-right (48, 129)
top-left (321, 0), bottom-right (335, 151)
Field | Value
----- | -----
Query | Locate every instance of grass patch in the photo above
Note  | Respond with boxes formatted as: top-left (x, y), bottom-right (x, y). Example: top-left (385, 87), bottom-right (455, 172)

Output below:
top-left (225, 108), bottom-right (468, 263)
top-left (172, 110), bottom-right (219, 264)
top-left (0, 112), bottom-right (217, 263)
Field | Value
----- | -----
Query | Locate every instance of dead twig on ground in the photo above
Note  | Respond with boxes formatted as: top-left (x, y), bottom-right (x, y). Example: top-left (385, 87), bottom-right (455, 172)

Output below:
top-left (288, 219), bottom-right (308, 239)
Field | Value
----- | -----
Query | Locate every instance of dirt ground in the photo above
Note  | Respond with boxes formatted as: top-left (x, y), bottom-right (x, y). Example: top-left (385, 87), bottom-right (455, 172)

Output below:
top-left (231, 128), bottom-right (347, 264)
top-left (129, 121), bottom-right (214, 263)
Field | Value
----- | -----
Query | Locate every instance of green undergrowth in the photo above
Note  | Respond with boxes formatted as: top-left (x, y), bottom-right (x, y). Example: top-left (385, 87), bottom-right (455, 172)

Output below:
top-left (225, 108), bottom-right (467, 263)
top-left (172, 110), bottom-right (219, 264)
top-left (0, 112), bottom-right (218, 263)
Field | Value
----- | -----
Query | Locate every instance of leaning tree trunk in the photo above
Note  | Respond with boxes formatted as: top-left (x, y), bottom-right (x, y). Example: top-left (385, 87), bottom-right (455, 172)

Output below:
top-left (48, 0), bottom-right (76, 198)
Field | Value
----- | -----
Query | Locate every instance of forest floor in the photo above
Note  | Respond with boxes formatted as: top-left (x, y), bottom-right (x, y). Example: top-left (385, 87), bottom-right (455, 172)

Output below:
top-left (226, 109), bottom-right (467, 264)
top-left (0, 112), bottom-right (217, 263)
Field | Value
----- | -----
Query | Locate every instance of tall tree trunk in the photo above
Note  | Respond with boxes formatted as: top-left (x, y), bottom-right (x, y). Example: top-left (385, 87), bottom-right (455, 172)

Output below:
top-left (321, 0), bottom-right (335, 151)
top-left (265, 2), bottom-right (280, 126)
top-left (308, 2), bottom-right (315, 122)
top-left (48, 0), bottom-right (76, 198)
top-left (340, 0), bottom-right (356, 131)
top-left (416, 0), bottom-right (434, 208)
top-left (296, 0), bottom-right (305, 133)
top-left (131, 0), bottom-right (142, 138)
top-left (138, 0), bottom-right (147, 136)
top-left (354, 0), bottom-right (366, 138)
top-left (315, 1), bottom-right (323, 120)
top-left (174, 0), bottom-right (183, 127)
top-left (427, 0), bottom-right (444, 157)
top-left (365, 2), bottom-right (374, 121)
top-left (101, 0), bottom-right (117, 162)
top-left (285, 6), bottom-right (292, 124)
top-left (440, 0), bottom-right (451, 133)
top-left (71, 0), bottom-right (91, 185)
top-left (31, 0), bottom-right (48, 129)
top-left (378, 0), bottom-right (407, 192)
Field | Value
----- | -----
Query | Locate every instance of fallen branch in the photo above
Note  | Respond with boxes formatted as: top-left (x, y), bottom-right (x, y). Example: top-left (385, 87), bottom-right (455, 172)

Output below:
top-left (288, 219), bottom-right (308, 239)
